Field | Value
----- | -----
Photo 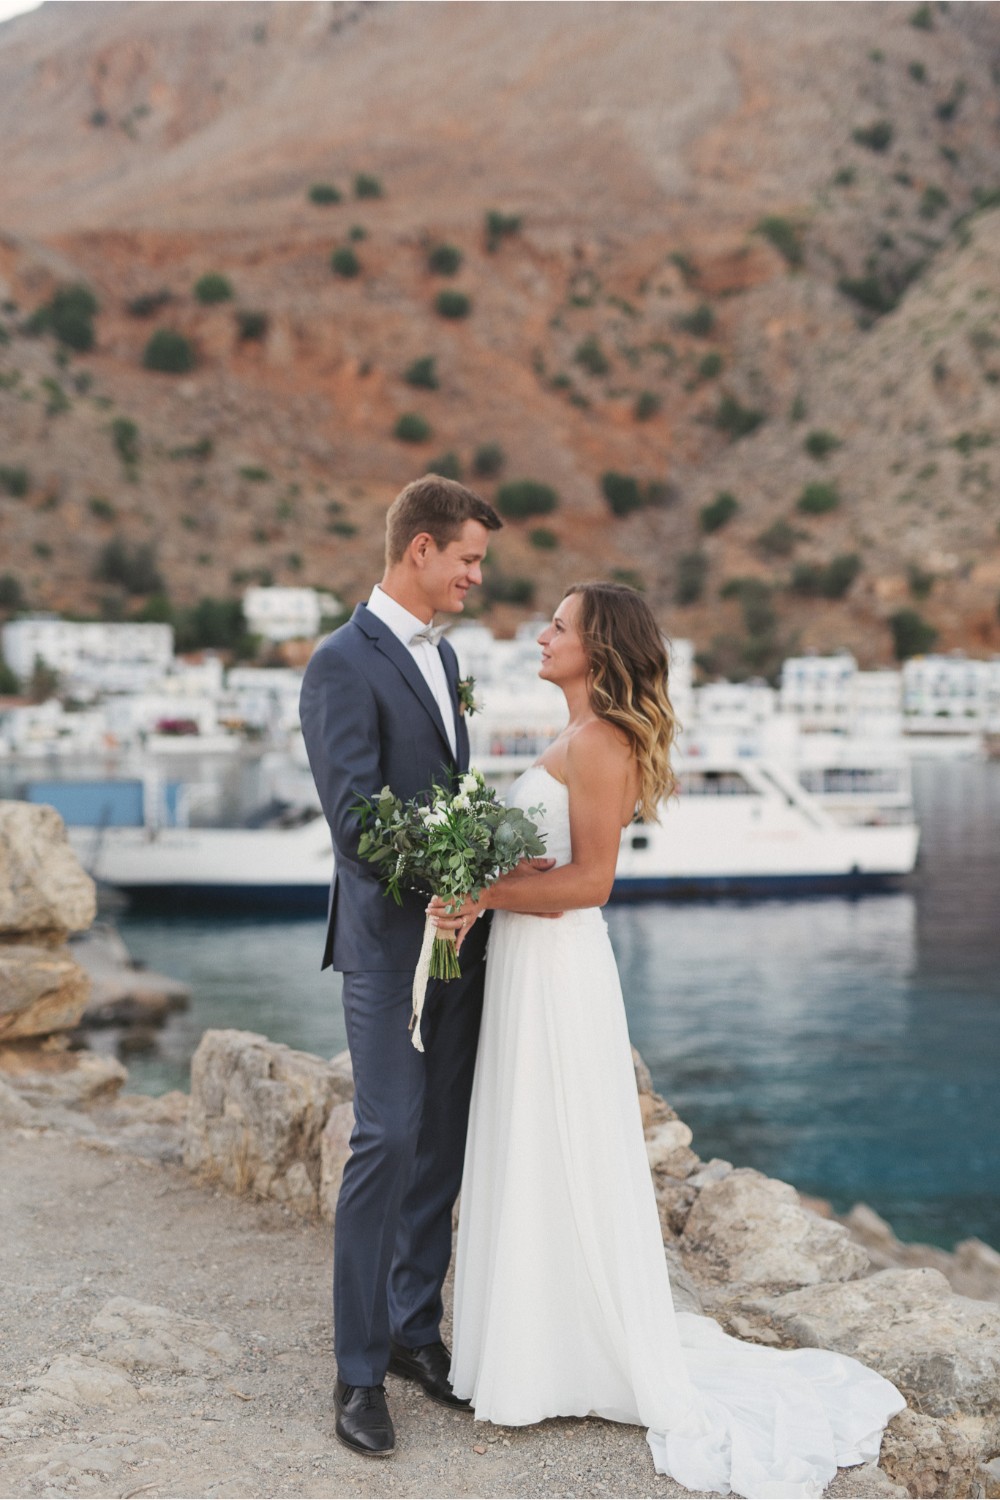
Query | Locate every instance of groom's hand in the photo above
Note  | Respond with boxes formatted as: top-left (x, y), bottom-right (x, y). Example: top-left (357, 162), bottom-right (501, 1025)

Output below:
top-left (513, 856), bottom-right (556, 876)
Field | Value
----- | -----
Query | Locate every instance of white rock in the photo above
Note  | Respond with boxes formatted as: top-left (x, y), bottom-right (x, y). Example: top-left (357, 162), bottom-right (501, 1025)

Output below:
top-left (879, 1407), bottom-right (984, 1498)
top-left (0, 801), bottom-right (96, 938)
top-left (679, 1166), bottom-right (870, 1290)
top-left (0, 1074), bottom-right (34, 1124)
top-left (0, 944), bottom-right (91, 1039)
top-left (952, 1237), bottom-right (1000, 1303)
top-left (89, 1296), bottom-right (240, 1373)
top-left (271, 1159), bottom-right (313, 1208)
top-left (1, 1049), bottom-right (127, 1108)
top-left (664, 1244), bottom-right (704, 1316)
top-left (319, 1099), bottom-right (356, 1222)
top-left (724, 1313), bottom-right (781, 1345)
top-left (644, 1117), bottom-right (693, 1170)
top-left (27, 1354), bottom-right (138, 1411)
top-left (763, 1267), bottom-right (1000, 1418)
top-left (327, 1047), bottom-right (355, 1101)
top-left (687, 1157), bottom-right (733, 1189)
top-left (843, 1203), bottom-right (1000, 1304)
top-left (184, 1029), bottom-right (341, 1215)
top-left (828, 1460), bottom-right (909, 1498)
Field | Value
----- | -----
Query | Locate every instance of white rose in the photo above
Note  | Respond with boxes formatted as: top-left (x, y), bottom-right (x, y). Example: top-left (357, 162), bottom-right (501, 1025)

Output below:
top-left (460, 774), bottom-right (478, 795)
top-left (452, 794), bottom-right (470, 811)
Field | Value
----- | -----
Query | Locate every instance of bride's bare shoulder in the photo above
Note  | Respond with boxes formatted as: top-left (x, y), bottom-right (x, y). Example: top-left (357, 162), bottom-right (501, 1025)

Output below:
top-left (566, 719), bottom-right (632, 774)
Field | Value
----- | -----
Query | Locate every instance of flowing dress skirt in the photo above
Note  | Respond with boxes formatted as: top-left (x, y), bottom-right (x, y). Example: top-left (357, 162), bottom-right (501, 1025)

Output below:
top-left (450, 906), bottom-right (905, 1499)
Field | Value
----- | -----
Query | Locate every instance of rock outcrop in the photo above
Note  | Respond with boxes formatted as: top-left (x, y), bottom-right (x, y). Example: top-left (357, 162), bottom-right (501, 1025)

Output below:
top-left (841, 1201), bottom-right (1000, 1306)
top-left (0, 1043), bottom-right (127, 1108)
top-left (183, 1030), bottom-right (354, 1216)
top-left (679, 1166), bottom-right (871, 1294)
top-left (760, 1267), bottom-right (1000, 1419)
top-left (319, 1097), bottom-right (356, 1222)
top-left (0, 1037), bottom-right (187, 1161)
top-left (0, 801), bottom-right (95, 1040)
top-left (734, 1266), bottom-right (1000, 1495)
top-left (0, 942), bottom-right (91, 1040)
top-left (878, 1409), bottom-right (988, 1500)
top-left (0, 801), bottom-right (96, 940)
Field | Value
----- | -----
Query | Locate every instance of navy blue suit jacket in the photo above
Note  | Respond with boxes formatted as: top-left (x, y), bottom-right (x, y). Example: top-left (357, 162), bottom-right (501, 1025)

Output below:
top-left (300, 603), bottom-right (486, 973)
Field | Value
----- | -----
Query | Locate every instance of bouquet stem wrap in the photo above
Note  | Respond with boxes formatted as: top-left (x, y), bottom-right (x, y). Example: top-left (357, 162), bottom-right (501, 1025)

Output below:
top-left (354, 771), bottom-right (546, 1053)
top-left (411, 914), bottom-right (462, 1052)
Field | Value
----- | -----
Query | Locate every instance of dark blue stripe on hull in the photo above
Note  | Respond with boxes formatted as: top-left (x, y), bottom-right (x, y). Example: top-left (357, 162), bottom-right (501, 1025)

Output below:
top-left (108, 883), bottom-right (332, 913)
top-left (611, 871), bottom-right (907, 900)
top-left (108, 869), bottom-right (907, 912)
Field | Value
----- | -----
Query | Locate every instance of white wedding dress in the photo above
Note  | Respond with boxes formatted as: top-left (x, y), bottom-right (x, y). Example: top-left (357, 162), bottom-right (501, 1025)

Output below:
top-left (450, 766), bottom-right (905, 1499)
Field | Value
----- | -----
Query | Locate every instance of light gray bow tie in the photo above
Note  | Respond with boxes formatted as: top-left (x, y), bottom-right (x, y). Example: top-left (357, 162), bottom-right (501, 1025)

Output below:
top-left (409, 622), bottom-right (448, 647)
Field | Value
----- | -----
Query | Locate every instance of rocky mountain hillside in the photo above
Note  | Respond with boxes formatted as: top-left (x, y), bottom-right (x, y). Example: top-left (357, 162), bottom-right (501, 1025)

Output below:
top-left (1, 0), bottom-right (999, 672)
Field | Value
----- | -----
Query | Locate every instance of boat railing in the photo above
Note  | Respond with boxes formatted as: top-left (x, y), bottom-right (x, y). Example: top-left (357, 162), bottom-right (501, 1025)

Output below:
top-left (743, 761), bottom-right (836, 830)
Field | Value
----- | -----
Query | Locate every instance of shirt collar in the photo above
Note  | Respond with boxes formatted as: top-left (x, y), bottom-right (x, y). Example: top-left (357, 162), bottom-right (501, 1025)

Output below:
top-left (367, 584), bottom-right (434, 649)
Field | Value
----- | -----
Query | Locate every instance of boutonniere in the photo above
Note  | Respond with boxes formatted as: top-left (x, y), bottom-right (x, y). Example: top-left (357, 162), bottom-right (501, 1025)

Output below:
top-left (457, 676), bottom-right (479, 717)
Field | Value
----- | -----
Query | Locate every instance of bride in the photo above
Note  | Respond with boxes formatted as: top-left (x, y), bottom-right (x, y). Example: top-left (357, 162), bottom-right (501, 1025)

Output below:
top-left (429, 581), bottom-right (905, 1499)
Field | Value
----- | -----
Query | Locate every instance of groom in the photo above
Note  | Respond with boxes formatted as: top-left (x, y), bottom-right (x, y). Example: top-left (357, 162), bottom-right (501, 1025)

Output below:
top-left (299, 475), bottom-right (504, 1458)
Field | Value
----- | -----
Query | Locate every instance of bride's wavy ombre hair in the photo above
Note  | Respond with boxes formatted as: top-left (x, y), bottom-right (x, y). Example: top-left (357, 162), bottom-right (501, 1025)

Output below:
top-left (565, 581), bottom-right (678, 819)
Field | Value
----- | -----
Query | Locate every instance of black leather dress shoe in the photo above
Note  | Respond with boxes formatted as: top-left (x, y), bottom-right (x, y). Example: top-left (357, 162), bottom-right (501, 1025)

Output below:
top-left (334, 1379), bottom-right (395, 1457)
top-left (387, 1339), bottom-right (470, 1410)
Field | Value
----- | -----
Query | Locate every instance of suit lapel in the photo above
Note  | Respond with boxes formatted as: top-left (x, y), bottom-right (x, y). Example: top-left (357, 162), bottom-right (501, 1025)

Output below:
top-left (440, 639), bottom-right (469, 770)
top-left (353, 604), bottom-right (455, 761)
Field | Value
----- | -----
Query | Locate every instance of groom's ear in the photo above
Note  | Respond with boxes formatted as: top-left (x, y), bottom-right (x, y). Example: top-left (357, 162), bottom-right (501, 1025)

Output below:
top-left (409, 532), bottom-right (437, 568)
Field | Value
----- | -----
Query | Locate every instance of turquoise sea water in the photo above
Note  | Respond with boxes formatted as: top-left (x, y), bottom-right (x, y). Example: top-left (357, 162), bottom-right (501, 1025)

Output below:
top-left (110, 759), bottom-right (999, 1251)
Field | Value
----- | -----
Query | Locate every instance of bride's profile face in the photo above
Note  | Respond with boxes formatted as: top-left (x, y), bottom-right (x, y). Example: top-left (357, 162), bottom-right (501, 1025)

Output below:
top-left (538, 594), bottom-right (590, 687)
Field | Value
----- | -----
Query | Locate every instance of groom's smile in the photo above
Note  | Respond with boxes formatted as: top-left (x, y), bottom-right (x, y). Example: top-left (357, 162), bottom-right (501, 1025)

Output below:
top-left (419, 518), bottom-right (491, 616)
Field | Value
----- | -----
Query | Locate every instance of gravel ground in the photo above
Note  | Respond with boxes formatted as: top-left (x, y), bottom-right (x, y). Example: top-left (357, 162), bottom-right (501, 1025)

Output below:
top-left (0, 1129), bottom-right (897, 1500)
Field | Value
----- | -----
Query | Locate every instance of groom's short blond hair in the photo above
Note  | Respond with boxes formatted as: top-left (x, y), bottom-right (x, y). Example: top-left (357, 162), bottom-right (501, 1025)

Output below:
top-left (385, 475), bottom-right (502, 565)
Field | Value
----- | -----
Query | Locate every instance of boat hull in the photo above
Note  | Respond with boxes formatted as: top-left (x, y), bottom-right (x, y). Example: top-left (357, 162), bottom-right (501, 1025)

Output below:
top-left (101, 867), bottom-right (912, 912)
top-left (63, 759), bottom-right (921, 911)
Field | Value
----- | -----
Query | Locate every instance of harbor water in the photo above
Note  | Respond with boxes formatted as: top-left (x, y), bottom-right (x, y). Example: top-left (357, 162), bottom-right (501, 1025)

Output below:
top-left (107, 758), bottom-right (999, 1251)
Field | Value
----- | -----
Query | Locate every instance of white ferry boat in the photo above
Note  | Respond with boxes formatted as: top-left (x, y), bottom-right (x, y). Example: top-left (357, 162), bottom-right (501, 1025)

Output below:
top-left (616, 755), bottom-right (917, 898)
top-left (35, 737), bottom-right (919, 910)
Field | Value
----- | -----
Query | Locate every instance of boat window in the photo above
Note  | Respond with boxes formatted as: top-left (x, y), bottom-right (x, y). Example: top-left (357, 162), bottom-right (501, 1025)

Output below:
top-left (677, 771), bottom-right (757, 797)
top-left (631, 834), bottom-right (649, 850)
top-left (799, 768), bottom-right (903, 795)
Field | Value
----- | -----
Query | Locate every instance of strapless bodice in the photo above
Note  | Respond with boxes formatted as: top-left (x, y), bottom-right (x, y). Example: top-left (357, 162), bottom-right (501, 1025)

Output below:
top-left (507, 764), bottom-right (572, 868)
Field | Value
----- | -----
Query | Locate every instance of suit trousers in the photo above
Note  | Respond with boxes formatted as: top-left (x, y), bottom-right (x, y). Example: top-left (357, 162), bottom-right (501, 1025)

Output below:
top-left (334, 955), bottom-right (485, 1386)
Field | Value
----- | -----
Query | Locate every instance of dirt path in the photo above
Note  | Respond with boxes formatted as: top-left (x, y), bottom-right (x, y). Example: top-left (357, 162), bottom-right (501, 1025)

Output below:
top-left (0, 1129), bottom-right (689, 1500)
top-left (0, 1128), bottom-right (897, 1500)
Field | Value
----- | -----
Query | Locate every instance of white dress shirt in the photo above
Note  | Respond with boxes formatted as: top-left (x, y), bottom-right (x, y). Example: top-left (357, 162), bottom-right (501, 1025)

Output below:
top-left (366, 585), bottom-right (457, 758)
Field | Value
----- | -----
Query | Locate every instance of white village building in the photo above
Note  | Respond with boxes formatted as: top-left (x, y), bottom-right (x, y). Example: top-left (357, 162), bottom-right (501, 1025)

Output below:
top-left (901, 653), bottom-right (1000, 732)
top-left (242, 587), bottom-right (343, 643)
top-left (1, 617), bottom-right (174, 695)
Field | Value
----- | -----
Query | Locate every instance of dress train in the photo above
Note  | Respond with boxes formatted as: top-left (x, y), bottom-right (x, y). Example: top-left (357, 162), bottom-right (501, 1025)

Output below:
top-left (450, 768), bottom-right (904, 1499)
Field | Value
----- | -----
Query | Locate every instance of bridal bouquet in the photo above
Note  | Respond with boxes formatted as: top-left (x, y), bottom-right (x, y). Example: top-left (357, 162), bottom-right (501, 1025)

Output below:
top-left (355, 769), bottom-right (546, 1049)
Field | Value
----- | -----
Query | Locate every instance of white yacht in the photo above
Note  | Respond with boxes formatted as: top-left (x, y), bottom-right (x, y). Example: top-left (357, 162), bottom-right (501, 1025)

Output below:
top-left (43, 728), bottom-right (919, 909)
